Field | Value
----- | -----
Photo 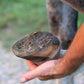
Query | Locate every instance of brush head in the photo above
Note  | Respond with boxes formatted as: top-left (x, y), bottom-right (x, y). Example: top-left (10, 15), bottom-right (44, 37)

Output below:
top-left (12, 32), bottom-right (60, 65)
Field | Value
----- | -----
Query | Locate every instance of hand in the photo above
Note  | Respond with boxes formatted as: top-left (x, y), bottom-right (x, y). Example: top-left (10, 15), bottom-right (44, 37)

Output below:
top-left (20, 23), bottom-right (84, 83)
top-left (20, 57), bottom-right (79, 83)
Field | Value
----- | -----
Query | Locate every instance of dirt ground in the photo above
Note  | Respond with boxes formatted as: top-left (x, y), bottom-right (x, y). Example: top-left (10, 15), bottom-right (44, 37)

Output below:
top-left (0, 42), bottom-right (84, 84)
top-left (0, 42), bottom-right (57, 84)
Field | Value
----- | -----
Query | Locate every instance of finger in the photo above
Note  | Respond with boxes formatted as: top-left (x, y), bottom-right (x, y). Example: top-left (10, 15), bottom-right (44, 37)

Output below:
top-left (38, 76), bottom-right (53, 81)
top-left (20, 61), bottom-right (47, 83)
top-left (21, 60), bottom-right (58, 83)
top-left (20, 69), bottom-right (39, 83)
top-left (38, 76), bottom-right (50, 81)
top-left (26, 60), bottom-right (38, 70)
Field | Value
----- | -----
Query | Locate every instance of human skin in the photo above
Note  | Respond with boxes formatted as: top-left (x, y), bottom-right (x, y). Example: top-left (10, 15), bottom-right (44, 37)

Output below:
top-left (20, 23), bottom-right (84, 83)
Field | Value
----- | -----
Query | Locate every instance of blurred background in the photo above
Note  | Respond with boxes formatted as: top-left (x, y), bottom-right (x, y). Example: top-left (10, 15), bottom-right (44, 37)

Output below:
top-left (0, 0), bottom-right (84, 84)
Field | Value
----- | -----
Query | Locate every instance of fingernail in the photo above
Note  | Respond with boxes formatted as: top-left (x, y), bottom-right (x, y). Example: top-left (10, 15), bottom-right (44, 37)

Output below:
top-left (20, 77), bottom-right (27, 83)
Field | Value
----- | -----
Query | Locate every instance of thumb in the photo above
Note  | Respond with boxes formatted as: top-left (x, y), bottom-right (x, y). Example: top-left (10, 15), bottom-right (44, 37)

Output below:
top-left (20, 69), bottom-right (39, 83)
top-left (26, 60), bottom-right (38, 70)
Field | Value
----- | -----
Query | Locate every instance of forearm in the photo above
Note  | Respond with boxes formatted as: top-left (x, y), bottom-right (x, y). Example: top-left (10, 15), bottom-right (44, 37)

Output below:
top-left (65, 22), bottom-right (84, 61)
top-left (61, 22), bottom-right (84, 74)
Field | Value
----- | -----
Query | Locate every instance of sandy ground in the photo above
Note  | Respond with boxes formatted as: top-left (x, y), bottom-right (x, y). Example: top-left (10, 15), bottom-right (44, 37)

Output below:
top-left (0, 42), bottom-right (57, 84)
top-left (0, 42), bottom-right (84, 84)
